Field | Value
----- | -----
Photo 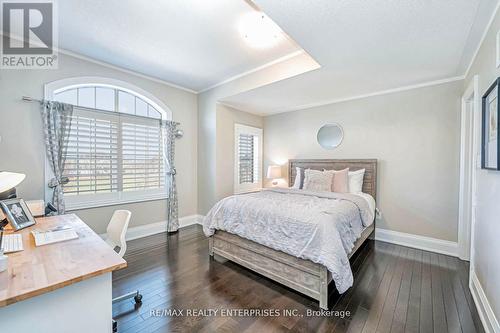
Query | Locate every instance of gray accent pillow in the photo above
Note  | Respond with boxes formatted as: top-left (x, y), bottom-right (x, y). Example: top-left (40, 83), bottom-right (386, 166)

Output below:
top-left (292, 167), bottom-right (306, 189)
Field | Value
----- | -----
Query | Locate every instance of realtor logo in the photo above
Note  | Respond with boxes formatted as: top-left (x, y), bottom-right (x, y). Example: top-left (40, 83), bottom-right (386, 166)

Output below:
top-left (1, 1), bottom-right (58, 68)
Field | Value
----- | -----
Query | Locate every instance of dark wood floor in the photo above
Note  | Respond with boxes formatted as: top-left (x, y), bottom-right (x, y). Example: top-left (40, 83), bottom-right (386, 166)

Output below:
top-left (112, 225), bottom-right (483, 333)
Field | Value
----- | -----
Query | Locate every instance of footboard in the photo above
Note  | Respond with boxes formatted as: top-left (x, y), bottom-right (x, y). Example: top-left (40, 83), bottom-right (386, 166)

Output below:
top-left (209, 231), bottom-right (331, 309)
top-left (208, 225), bottom-right (374, 310)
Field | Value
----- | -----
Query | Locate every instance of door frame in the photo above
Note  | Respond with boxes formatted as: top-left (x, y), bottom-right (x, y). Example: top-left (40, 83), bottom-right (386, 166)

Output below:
top-left (458, 75), bottom-right (480, 261)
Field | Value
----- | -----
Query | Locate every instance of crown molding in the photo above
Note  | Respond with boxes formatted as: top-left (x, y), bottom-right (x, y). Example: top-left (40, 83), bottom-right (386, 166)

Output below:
top-left (464, 0), bottom-right (500, 78)
top-left (57, 48), bottom-right (198, 94)
top-left (198, 50), bottom-right (307, 94)
top-left (261, 75), bottom-right (465, 116)
top-left (1, 30), bottom-right (310, 96)
top-left (59, 48), bottom-right (311, 96)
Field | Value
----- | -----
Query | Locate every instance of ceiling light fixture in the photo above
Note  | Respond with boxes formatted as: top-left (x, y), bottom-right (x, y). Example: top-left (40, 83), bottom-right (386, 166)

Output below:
top-left (239, 12), bottom-right (283, 48)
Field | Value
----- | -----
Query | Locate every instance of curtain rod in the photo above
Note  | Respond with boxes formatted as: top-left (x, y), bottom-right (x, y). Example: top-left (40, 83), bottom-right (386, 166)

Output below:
top-left (21, 96), bottom-right (181, 125)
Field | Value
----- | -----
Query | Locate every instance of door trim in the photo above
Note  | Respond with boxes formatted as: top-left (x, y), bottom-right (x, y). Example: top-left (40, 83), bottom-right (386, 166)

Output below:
top-left (458, 75), bottom-right (479, 261)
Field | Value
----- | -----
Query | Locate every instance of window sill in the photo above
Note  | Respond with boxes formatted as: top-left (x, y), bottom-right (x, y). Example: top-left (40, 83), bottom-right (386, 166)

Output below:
top-left (65, 193), bottom-right (169, 211)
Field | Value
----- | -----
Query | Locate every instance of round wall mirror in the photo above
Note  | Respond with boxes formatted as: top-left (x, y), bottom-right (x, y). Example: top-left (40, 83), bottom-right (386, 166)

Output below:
top-left (317, 124), bottom-right (344, 150)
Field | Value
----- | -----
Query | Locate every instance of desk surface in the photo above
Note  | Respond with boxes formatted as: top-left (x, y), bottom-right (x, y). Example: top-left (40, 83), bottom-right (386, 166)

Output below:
top-left (0, 214), bottom-right (127, 307)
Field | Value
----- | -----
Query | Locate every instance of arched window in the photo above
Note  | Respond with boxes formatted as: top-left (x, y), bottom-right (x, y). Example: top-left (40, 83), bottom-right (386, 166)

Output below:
top-left (45, 77), bottom-right (172, 210)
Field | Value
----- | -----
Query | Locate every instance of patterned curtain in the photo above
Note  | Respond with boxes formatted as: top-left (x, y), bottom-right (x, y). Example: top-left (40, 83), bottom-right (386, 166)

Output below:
top-left (162, 120), bottom-right (179, 232)
top-left (40, 101), bottom-right (73, 214)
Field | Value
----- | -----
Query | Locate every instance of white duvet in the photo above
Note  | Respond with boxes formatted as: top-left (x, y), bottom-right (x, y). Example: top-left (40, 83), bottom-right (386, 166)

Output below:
top-left (203, 188), bottom-right (375, 293)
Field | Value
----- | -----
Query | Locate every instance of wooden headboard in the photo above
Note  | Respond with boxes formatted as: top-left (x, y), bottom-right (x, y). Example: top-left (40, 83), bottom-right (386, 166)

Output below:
top-left (289, 159), bottom-right (378, 200)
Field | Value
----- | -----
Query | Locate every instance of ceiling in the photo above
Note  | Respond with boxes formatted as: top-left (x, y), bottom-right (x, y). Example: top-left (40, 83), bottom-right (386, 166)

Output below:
top-left (222, 0), bottom-right (499, 115)
top-left (57, 0), bottom-right (498, 111)
top-left (58, 0), bottom-right (301, 92)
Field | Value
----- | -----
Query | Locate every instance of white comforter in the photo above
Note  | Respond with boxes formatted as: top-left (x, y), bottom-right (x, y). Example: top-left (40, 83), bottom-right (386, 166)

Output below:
top-left (203, 188), bottom-right (375, 293)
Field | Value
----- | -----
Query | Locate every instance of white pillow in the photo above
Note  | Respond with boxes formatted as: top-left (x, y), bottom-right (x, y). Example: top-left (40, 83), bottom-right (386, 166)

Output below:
top-left (348, 169), bottom-right (365, 193)
top-left (303, 169), bottom-right (333, 192)
top-left (292, 167), bottom-right (302, 189)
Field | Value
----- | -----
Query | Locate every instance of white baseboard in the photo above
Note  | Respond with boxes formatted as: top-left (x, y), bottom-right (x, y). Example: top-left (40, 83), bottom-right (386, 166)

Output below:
top-left (470, 270), bottom-right (500, 333)
top-left (108, 220), bottom-right (458, 257)
top-left (99, 214), bottom-right (203, 241)
top-left (375, 228), bottom-right (458, 257)
top-left (179, 214), bottom-right (204, 228)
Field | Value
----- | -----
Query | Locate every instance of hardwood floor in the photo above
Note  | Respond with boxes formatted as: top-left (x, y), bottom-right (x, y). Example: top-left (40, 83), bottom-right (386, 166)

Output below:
top-left (112, 225), bottom-right (483, 333)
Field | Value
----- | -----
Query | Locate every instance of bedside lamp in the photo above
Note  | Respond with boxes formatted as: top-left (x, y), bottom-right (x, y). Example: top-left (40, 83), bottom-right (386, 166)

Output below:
top-left (266, 165), bottom-right (282, 186)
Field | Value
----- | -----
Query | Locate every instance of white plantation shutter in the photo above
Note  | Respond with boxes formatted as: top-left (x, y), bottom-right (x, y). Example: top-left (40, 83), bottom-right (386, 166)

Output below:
top-left (238, 134), bottom-right (256, 184)
top-left (121, 118), bottom-right (165, 192)
top-left (64, 109), bottom-right (119, 195)
top-left (234, 124), bottom-right (263, 193)
top-left (62, 108), bottom-right (165, 202)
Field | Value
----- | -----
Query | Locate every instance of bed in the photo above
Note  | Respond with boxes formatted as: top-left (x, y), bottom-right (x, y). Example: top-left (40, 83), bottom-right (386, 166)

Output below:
top-left (204, 159), bottom-right (377, 309)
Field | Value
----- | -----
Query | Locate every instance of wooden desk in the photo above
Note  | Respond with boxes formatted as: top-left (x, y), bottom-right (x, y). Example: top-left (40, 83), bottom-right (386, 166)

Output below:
top-left (0, 214), bottom-right (127, 332)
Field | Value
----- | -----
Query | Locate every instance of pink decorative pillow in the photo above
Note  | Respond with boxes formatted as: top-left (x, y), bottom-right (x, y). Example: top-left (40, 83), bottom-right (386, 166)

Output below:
top-left (332, 168), bottom-right (349, 193)
top-left (324, 168), bottom-right (349, 193)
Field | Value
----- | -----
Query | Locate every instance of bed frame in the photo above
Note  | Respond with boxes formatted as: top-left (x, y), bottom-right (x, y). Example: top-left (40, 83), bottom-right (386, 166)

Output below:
top-left (208, 159), bottom-right (377, 309)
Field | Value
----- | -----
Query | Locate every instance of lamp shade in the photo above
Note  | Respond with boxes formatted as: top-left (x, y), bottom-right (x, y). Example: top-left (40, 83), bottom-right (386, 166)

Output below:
top-left (266, 165), bottom-right (282, 179)
top-left (0, 172), bottom-right (26, 193)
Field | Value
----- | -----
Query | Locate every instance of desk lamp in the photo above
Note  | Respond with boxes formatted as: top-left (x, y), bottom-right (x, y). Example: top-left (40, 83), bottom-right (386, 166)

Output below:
top-left (0, 172), bottom-right (26, 254)
top-left (0, 171), bottom-right (26, 200)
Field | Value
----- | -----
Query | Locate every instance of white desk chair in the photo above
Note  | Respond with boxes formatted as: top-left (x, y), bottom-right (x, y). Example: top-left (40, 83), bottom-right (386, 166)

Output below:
top-left (105, 210), bottom-right (143, 305)
top-left (105, 210), bottom-right (131, 257)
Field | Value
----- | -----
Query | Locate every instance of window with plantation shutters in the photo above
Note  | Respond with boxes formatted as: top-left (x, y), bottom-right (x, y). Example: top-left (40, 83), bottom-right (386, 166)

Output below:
top-left (48, 81), bottom-right (170, 210)
top-left (234, 124), bottom-right (263, 194)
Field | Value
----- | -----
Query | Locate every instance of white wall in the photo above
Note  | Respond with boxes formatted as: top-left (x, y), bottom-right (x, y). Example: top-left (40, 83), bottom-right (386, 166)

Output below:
top-left (0, 52), bottom-right (198, 234)
top-left (464, 6), bottom-right (500, 326)
top-left (264, 81), bottom-right (462, 242)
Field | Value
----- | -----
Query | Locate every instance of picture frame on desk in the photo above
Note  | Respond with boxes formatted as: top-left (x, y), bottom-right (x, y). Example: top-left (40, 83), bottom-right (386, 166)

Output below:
top-left (482, 78), bottom-right (500, 170)
top-left (0, 198), bottom-right (36, 230)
